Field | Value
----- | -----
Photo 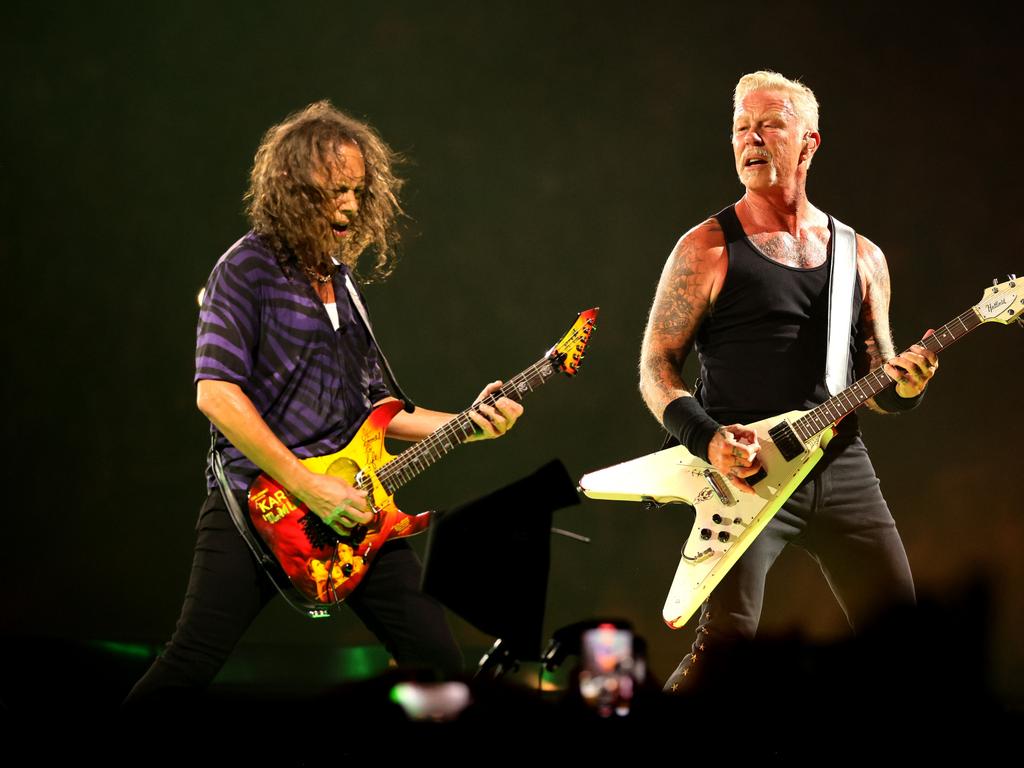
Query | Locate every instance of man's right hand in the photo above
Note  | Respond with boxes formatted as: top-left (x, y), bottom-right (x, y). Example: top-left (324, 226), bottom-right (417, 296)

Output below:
top-left (707, 425), bottom-right (762, 495)
top-left (294, 471), bottom-right (373, 535)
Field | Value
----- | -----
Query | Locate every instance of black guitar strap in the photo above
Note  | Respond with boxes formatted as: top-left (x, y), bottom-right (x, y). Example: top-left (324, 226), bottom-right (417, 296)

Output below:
top-left (344, 273), bottom-right (416, 413)
top-left (825, 215), bottom-right (858, 396)
top-left (208, 437), bottom-right (333, 619)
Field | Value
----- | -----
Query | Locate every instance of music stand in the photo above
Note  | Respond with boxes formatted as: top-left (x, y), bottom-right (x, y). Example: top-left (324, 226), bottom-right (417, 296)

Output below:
top-left (421, 459), bottom-right (580, 676)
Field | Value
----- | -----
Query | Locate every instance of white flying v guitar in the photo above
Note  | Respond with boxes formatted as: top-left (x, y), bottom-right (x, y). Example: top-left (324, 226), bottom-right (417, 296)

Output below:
top-left (580, 276), bottom-right (1023, 629)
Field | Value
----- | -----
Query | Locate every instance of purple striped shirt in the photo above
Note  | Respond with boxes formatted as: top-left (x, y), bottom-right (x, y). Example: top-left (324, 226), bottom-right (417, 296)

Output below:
top-left (196, 232), bottom-right (391, 491)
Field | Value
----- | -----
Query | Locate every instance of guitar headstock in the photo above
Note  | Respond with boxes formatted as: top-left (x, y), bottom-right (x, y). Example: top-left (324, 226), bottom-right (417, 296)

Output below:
top-left (547, 307), bottom-right (600, 376)
top-left (976, 274), bottom-right (1024, 326)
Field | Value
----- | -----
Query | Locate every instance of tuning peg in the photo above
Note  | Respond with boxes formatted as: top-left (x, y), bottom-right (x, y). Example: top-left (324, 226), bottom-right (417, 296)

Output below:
top-left (993, 278), bottom-right (1000, 286)
top-left (1010, 273), bottom-right (1018, 280)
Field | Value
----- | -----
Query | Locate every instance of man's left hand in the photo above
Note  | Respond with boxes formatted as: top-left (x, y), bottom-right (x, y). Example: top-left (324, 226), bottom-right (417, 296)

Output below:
top-left (883, 330), bottom-right (939, 398)
top-left (466, 380), bottom-right (523, 441)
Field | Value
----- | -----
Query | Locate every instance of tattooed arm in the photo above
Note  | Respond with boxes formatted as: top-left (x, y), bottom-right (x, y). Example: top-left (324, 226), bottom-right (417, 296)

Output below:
top-left (855, 235), bottom-right (938, 414)
top-left (638, 218), bottom-right (726, 418)
top-left (639, 219), bottom-right (761, 492)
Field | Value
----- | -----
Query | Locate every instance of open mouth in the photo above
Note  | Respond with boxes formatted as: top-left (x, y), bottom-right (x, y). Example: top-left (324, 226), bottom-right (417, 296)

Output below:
top-left (331, 222), bottom-right (350, 237)
top-left (744, 157), bottom-right (769, 167)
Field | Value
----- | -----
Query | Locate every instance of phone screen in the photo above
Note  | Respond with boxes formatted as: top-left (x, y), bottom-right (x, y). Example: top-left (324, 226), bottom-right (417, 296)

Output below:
top-left (578, 625), bottom-right (638, 717)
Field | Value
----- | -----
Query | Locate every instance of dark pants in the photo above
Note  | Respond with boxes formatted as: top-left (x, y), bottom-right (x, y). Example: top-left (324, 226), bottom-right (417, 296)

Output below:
top-left (664, 435), bottom-right (916, 692)
top-left (125, 491), bottom-right (462, 705)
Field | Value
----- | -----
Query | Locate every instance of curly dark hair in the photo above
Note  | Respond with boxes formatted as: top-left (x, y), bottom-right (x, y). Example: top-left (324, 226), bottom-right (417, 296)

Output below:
top-left (245, 101), bottom-right (404, 281)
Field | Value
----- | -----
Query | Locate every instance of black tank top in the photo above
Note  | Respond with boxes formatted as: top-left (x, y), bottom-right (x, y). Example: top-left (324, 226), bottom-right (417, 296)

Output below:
top-left (695, 205), bottom-right (862, 431)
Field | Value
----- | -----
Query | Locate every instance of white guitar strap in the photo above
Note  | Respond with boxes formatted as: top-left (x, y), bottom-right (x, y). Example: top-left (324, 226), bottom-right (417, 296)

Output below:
top-left (344, 273), bottom-right (416, 412)
top-left (825, 216), bottom-right (857, 396)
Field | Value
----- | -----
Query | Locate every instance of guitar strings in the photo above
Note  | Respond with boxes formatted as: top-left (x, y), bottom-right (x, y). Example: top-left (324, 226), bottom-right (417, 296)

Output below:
top-left (794, 307), bottom-right (980, 440)
top-left (373, 321), bottom-right (594, 492)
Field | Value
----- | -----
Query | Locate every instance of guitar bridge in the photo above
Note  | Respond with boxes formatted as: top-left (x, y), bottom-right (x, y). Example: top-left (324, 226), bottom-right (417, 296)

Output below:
top-left (703, 469), bottom-right (737, 507)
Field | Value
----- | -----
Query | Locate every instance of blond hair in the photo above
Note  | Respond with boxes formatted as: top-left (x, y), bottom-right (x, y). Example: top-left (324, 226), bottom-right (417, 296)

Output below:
top-left (733, 71), bottom-right (819, 132)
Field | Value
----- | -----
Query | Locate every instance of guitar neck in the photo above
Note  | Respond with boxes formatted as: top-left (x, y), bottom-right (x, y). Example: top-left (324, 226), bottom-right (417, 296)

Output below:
top-left (375, 354), bottom-right (563, 494)
top-left (792, 304), bottom-right (985, 442)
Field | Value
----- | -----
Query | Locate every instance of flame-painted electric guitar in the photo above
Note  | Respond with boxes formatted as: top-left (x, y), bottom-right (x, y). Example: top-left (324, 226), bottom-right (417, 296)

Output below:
top-left (580, 277), bottom-right (1022, 630)
top-left (246, 308), bottom-right (598, 612)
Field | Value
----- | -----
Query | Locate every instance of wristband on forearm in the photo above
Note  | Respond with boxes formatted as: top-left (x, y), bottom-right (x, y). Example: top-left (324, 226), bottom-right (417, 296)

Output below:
top-left (662, 396), bottom-right (721, 462)
top-left (873, 384), bottom-right (926, 413)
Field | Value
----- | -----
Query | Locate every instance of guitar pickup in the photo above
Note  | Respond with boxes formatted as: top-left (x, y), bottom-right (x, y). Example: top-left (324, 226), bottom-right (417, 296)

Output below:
top-left (703, 469), bottom-right (737, 507)
top-left (768, 420), bottom-right (805, 461)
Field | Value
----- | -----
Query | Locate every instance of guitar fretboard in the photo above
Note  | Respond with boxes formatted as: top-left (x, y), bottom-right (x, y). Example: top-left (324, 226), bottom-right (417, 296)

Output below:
top-left (792, 306), bottom-right (983, 442)
top-left (353, 316), bottom-right (594, 497)
top-left (373, 357), bottom-right (560, 495)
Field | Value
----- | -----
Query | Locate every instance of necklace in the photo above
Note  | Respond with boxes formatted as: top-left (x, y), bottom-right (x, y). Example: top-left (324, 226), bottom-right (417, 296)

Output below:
top-left (305, 266), bottom-right (333, 284)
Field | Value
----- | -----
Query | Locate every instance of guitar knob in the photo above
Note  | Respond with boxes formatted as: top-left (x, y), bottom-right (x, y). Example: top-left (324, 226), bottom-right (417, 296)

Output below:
top-left (700, 528), bottom-right (712, 540)
top-left (341, 563), bottom-right (354, 577)
top-left (718, 531), bottom-right (731, 543)
top-left (712, 514), bottom-right (723, 524)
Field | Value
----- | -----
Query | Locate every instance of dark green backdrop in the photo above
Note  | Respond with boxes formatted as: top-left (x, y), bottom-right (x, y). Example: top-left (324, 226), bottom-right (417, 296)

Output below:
top-left (5, 2), bottom-right (1022, 700)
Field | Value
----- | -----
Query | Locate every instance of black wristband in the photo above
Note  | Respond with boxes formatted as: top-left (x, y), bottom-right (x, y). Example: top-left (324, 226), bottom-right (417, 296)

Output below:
top-left (873, 384), bottom-right (926, 413)
top-left (662, 396), bottom-right (721, 462)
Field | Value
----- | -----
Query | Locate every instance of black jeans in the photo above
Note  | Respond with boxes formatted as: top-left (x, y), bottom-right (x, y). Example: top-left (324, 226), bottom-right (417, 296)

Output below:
top-left (664, 435), bottom-right (916, 691)
top-left (125, 491), bottom-right (462, 705)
